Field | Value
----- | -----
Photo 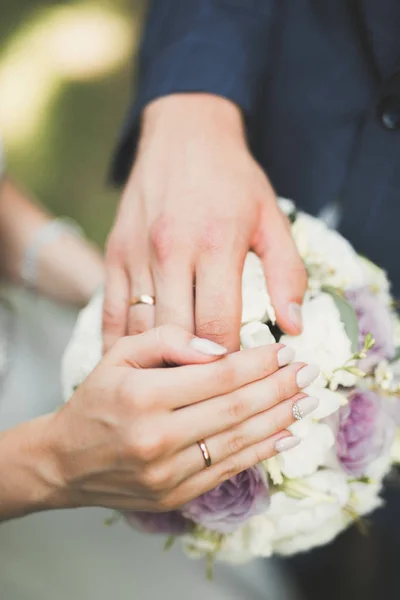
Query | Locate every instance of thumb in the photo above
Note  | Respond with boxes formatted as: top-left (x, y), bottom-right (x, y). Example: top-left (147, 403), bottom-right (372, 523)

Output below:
top-left (257, 206), bottom-right (307, 336)
top-left (106, 324), bottom-right (228, 369)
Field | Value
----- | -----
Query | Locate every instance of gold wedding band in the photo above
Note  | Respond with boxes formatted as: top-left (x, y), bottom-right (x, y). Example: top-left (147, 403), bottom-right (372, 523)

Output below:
top-left (129, 294), bottom-right (155, 307)
top-left (197, 439), bottom-right (212, 468)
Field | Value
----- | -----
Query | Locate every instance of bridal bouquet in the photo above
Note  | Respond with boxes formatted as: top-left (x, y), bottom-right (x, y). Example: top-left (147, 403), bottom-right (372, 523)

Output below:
top-left (62, 199), bottom-right (400, 565)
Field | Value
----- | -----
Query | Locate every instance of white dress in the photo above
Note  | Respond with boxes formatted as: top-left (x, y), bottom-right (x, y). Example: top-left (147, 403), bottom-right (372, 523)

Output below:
top-left (0, 288), bottom-right (300, 600)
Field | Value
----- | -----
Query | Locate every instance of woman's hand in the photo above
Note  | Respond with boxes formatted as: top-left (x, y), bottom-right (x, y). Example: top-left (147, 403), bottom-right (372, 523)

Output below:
top-left (44, 326), bottom-right (319, 514)
top-left (0, 178), bottom-right (104, 305)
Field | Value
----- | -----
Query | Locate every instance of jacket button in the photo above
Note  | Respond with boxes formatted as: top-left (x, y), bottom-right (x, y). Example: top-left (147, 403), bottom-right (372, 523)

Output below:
top-left (378, 94), bottom-right (400, 130)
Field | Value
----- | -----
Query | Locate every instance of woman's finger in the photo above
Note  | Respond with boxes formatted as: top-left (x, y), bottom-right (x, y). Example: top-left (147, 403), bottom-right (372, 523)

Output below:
top-left (106, 324), bottom-right (228, 369)
top-left (162, 430), bottom-right (300, 509)
top-left (166, 362), bottom-right (319, 451)
top-left (168, 392), bottom-right (317, 486)
top-left (122, 341), bottom-right (297, 407)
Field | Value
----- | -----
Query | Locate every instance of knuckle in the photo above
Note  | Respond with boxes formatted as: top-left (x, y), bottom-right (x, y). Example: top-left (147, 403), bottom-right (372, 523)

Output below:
top-left (118, 371), bottom-right (155, 411)
top-left (156, 494), bottom-right (178, 512)
top-left (216, 360), bottom-right (237, 389)
top-left (251, 446), bottom-right (264, 465)
top-left (105, 234), bottom-right (125, 263)
top-left (269, 375), bottom-right (285, 403)
top-left (267, 411), bottom-right (280, 435)
top-left (198, 221), bottom-right (225, 255)
top-left (227, 395), bottom-right (248, 422)
top-left (102, 303), bottom-right (124, 331)
top-left (117, 371), bottom-right (138, 405)
top-left (227, 432), bottom-right (246, 455)
top-left (129, 318), bottom-right (149, 335)
top-left (149, 214), bottom-right (177, 264)
top-left (196, 317), bottom-right (230, 345)
top-left (141, 464), bottom-right (171, 494)
top-left (128, 427), bottom-right (164, 463)
top-left (220, 457), bottom-right (242, 482)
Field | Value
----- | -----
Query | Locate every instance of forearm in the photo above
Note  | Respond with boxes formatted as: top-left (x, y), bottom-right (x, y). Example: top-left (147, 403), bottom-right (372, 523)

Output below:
top-left (112, 0), bottom-right (276, 184)
top-left (0, 414), bottom-right (63, 521)
top-left (142, 94), bottom-right (244, 142)
top-left (0, 178), bottom-right (104, 305)
top-left (0, 178), bottom-right (49, 283)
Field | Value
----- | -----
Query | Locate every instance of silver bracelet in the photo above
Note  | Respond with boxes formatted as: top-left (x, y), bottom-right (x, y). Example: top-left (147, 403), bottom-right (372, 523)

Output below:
top-left (20, 217), bottom-right (83, 290)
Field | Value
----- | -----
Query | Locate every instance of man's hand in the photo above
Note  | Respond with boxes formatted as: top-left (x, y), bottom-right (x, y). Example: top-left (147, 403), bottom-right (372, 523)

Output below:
top-left (103, 94), bottom-right (307, 352)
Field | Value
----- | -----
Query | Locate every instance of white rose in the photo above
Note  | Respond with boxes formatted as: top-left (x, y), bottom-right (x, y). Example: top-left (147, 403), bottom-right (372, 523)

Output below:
top-left (241, 252), bottom-right (276, 325)
top-left (292, 213), bottom-right (365, 290)
top-left (364, 455), bottom-right (393, 482)
top-left (304, 386), bottom-right (346, 420)
top-left (61, 290), bottom-right (103, 399)
top-left (278, 422), bottom-right (335, 478)
top-left (243, 516), bottom-right (275, 558)
top-left (240, 321), bottom-right (276, 349)
top-left (274, 512), bottom-right (350, 555)
top-left (268, 470), bottom-right (350, 555)
top-left (281, 293), bottom-right (357, 390)
top-left (348, 481), bottom-right (384, 518)
top-left (359, 256), bottom-right (391, 301)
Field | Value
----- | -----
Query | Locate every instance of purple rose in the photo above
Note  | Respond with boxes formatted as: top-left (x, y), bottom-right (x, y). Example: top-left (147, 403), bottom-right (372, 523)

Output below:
top-left (124, 510), bottom-right (189, 535)
top-left (337, 389), bottom-right (395, 477)
top-left (345, 286), bottom-right (395, 372)
top-left (182, 467), bottom-right (270, 533)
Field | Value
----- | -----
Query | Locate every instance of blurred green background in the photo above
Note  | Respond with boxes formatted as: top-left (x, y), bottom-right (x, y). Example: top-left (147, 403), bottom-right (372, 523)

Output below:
top-left (0, 0), bottom-right (147, 247)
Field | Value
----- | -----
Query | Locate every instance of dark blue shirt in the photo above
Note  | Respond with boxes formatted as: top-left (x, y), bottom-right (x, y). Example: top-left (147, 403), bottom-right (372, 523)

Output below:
top-left (112, 0), bottom-right (400, 295)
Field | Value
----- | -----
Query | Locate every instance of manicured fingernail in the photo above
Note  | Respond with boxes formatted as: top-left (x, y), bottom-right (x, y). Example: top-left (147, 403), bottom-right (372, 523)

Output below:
top-left (277, 346), bottom-right (295, 367)
top-left (288, 302), bottom-right (303, 331)
top-left (292, 396), bottom-right (319, 420)
top-left (274, 436), bottom-right (302, 453)
top-left (190, 337), bottom-right (228, 356)
top-left (296, 364), bottom-right (320, 388)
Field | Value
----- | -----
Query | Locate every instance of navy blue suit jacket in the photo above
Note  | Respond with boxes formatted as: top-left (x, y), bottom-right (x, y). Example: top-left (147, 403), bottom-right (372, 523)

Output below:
top-left (112, 0), bottom-right (400, 294)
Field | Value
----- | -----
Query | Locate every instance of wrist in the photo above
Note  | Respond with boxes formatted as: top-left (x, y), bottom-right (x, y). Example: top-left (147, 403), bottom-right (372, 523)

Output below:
top-left (140, 93), bottom-right (246, 148)
top-left (0, 414), bottom-right (66, 520)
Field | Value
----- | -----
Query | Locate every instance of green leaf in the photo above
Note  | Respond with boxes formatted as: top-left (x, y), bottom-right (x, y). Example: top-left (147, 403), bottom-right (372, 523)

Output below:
top-left (344, 366), bottom-right (366, 378)
top-left (323, 287), bottom-right (359, 353)
top-left (364, 332), bottom-right (375, 351)
top-left (394, 347), bottom-right (400, 362)
top-left (164, 536), bottom-right (176, 552)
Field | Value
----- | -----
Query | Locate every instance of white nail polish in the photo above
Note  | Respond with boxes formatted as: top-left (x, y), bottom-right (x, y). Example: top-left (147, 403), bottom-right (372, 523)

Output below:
top-left (296, 364), bottom-right (320, 388)
top-left (292, 396), bottom-right (319, 420)
top-left (274, 436), bottom-right (301, 453)
top-left (277, 346), bottom-right (295, 367)
top-left (288, 302), bottom-right (303, 331)
top-left (190, 337), bottom-right (228, 356)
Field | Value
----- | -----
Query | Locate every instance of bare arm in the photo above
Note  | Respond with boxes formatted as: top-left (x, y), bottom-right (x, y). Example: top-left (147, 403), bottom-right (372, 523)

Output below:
top-left (0, 178), bottom-right (104, 305)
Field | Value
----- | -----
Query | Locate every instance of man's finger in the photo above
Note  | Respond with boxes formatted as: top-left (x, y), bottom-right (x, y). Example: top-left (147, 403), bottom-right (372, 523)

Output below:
top-left (257, 206), bottom-right (307, 335)
top-left (194, 251), bottom-right (245, 352)
top-left (127, 267), bottom-right (155, 336)
top-left (152, 263), bottom-right (195, 332)
top-left (102, 265), bottom-right (130, 353)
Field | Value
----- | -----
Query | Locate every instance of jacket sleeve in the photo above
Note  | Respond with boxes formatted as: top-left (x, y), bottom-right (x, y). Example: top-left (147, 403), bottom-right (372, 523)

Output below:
top-left (111, 0), bottom-right (276, 184)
